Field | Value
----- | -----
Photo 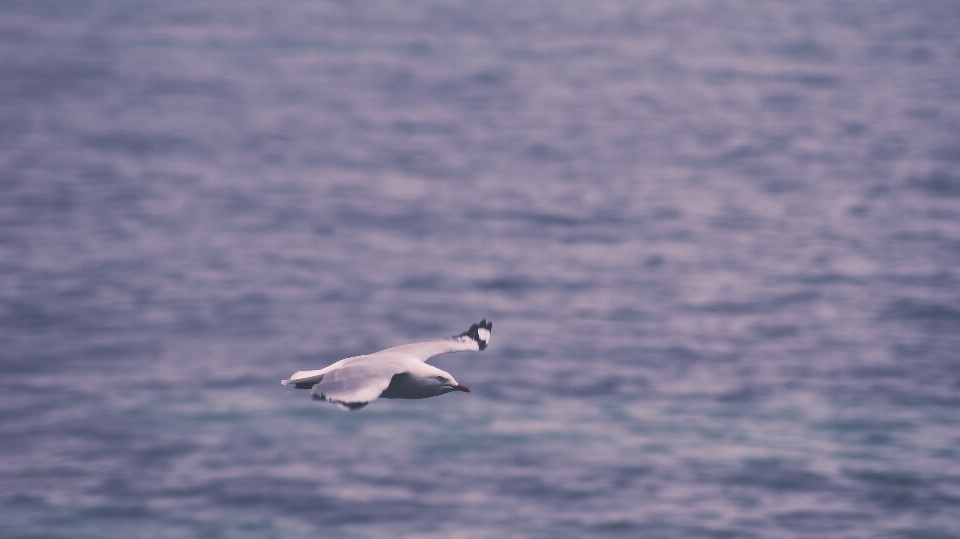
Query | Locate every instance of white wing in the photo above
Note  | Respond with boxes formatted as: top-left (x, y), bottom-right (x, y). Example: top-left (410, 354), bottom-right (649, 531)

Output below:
top-left (377, 338), bottom-right (478, 362)
top-left (309, 362), bottom-right (399, 411)
top-left (280, 343), bottom-right (464, 387)
top-left (378, 319), bottom-right (492, 363)
top-left (281, 354), bottom-right (366, 387)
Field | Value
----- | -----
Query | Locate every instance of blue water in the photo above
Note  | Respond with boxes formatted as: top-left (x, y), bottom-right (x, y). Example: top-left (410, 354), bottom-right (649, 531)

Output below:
top-left (3, 1), bottom-right (960, 538)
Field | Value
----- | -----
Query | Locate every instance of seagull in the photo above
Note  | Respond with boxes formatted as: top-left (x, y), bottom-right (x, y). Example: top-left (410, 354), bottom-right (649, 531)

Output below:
top-left (281, 319), bottom-right (492, 411)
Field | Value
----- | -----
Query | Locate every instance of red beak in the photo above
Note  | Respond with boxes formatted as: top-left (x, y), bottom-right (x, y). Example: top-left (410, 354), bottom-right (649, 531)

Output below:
top-left (453, 384), bottom-right (470, 393)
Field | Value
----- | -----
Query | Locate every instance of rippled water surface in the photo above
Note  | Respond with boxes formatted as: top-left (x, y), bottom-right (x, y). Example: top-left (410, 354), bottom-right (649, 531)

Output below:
top-left (3, 1), bottom-right (960, 538)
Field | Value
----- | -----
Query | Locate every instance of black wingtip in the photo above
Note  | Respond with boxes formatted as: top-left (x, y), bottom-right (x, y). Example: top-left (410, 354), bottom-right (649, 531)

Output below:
top-left (342, 401), bottom-right (368, 411)
top-left (459, 319), bottom-right (493, 350)
top-left (311, 391), bottom-right (367, 410)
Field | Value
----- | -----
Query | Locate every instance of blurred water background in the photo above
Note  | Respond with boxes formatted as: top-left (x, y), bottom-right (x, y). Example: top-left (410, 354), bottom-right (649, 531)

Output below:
top-left (3, 1), bottom-right (960, 538)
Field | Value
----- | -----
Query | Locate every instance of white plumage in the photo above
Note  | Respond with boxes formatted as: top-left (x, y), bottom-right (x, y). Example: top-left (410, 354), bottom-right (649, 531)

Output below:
top-left (282, 319), bottom-right (492, 411)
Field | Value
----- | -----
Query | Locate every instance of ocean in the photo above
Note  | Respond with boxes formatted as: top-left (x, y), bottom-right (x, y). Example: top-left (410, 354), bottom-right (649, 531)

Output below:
top-left (2, 1), bottom-right (960, 537)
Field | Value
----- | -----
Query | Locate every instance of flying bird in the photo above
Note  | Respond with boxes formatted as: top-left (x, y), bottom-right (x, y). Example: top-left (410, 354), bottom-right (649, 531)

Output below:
top-left (281, 319), bottom-right (492, 410)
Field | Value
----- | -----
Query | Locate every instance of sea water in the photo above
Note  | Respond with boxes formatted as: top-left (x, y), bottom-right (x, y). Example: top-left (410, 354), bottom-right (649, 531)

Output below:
top-left (2, 1), bottom-right (960, 538)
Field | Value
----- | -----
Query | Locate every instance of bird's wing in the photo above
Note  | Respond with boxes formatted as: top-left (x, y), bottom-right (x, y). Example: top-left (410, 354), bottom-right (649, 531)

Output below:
top-left (281, 369), bottom-right (326, 387)
top-left (309, 362), bottom-right (399, 411)
top-left (281, 353), bottom-right (374, 387)
top-left (376, 319), bottom-right (492, 363)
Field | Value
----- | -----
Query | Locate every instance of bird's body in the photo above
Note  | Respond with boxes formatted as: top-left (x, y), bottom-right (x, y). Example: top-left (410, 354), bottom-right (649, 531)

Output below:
top-left (282, 320), bottom-right (492, 410)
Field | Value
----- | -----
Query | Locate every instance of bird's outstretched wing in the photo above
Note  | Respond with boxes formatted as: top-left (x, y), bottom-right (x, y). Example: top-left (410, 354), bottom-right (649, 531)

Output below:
top-left (378, 319), bottom-right (492, 363)
top-left (309, 363), bottom-right (397, 411)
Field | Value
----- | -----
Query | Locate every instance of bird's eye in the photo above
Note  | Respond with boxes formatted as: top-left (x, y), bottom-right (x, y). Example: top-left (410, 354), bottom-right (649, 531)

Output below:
top-left (437, 376), bottom-right (446, 383)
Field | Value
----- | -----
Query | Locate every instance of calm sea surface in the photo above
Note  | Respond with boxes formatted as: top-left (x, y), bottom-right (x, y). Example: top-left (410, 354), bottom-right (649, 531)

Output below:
top-left (3, 1), bottom-right (960, 538)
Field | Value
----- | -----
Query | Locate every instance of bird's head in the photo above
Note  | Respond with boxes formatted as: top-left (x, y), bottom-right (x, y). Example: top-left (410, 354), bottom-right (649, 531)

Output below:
top-left (431, 372), bottom-right (470, 395)
top-left (397, 362), bottom-right (470, 399)
top-left (415, 364), bottom-right (470, 395)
